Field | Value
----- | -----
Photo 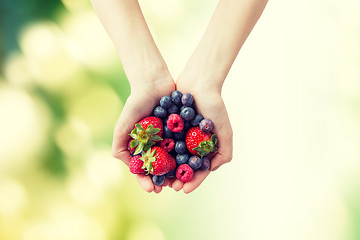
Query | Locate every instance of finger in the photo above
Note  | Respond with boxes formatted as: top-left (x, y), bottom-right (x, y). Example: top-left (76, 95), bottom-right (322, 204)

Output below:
top-left (182, 170), bottom-right (210, 194)
top-left (136, 174), bottom-right (154, 193)
top-left (210, 150), bottom-right (232, 171)
top-left (162, 178), bottom-right (171, 187)
top-left (154, 185), bottom-right (162, 194)
top-left (113, 150), bottom-right (132, 167)
top-left (210, 125), bottom-right (233, 171)
top-left (112, 96), bottom-right (154, 164)
top-left (167, 178), bottom-right (176, 188)
top-left (172, 179), bottom-right (184, 192)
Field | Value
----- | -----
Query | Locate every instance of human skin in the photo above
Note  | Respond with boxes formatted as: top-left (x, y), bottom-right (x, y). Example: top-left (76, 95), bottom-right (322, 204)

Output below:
top-left (173, 0), bottom-right (268, 193)
top-left (91, 0), bottom-right (268, 193)
top-left (90, 0), bottom-right (175, 193)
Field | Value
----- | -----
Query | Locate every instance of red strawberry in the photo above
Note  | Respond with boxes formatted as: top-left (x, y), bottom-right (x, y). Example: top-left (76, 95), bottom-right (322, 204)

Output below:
top-left (185, 127), bottom-right (217, 158)
top-left (129, 116), bottom-right (163, 155)
top-left (129, 155), bottom-right (146, 174)
top-left (140, 146), bottom-right (176, 176)
top-left (138, 117), bottom-right (163, 137)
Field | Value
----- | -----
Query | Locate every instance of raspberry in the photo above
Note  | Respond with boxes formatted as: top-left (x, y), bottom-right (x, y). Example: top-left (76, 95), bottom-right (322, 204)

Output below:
top-left (159, 138), bottom-right (175, 152)
top-left (167, 114), bottom-right (184, 133)
top-left (129, 155), bottom-right (145, 174)
top-left (176, 164), bottom-right (194, 182)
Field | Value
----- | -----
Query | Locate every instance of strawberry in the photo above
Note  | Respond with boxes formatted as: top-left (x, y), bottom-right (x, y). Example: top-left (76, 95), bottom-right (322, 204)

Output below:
top-left (129, 116), bottom-right (163, 155)
top-left (140, 146), bottom-right (176, 176)
top-left (129, 155), bottom-right (146, 174)
top-left (185, 127), bottom-right (217, 158)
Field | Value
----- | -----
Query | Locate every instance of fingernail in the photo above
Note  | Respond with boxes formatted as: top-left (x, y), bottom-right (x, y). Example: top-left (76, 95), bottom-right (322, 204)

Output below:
top-left (212, 166), bottom-right (220, 171)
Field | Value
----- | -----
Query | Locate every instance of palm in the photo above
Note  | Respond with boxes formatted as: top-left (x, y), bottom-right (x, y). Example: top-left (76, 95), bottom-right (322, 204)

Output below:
top-left (171, 87), bottom-right (233, 193)
top-left (113, 81), bottom-right (175, 193)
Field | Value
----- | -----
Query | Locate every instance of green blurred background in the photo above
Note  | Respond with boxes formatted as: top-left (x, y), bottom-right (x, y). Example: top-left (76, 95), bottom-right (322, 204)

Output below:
top-left (1, 0), bottom-right (360, 239)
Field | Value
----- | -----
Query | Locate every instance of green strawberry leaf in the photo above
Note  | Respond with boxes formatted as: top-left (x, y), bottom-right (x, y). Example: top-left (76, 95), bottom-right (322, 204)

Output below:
top-left (148, 127), bottom-right (160, 135)
top-left (150, 135), bottom-right (163, 141)
top-left (147, 124), bottom-right (154, 132)
top-left (134, 142), bottom-right (144, 155)
top-left (135, 123), bottom-right (145, 131)
top-left (129, 128), bottom-right (138, 139)
top-left (211, 134), bottom-right (217, 145)
top-left (140, 149), bottom-right (156, 174)
top-left (130, 139), bottom-right (139, 149)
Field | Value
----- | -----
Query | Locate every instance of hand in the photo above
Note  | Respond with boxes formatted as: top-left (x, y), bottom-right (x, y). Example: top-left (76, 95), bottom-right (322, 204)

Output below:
top-left (112, 75), bottom-right (175, 193)
top-left (172, 80), bottom-right (233, 193)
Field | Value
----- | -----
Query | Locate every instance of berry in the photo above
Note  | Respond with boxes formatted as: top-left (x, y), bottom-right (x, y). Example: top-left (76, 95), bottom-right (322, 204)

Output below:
top-left (163, 125), bottom-right (173, 139)
top-left (171, 90), bottom-right (183, 106)
top-left (200, 157), bottom-right (211, 170)
top-left (140, 146), bottom-right (176, 176)
top-left (153, 106), bottom-right (167, 118)
top-left (180, 105), bottom-right (187, 113)
top-left (184, 121), bottom-right (192, 131)
top-left (185, 127), bottom-right (217, 157)
top-left (188, 155), bottom-right (202, 170)
top-left (176, 164), bottom-right (194, 182)
top-left (175, 140), bottom-right (187, 154)
top-left (180, 107), bottom-right (195, 121)
top-left (168, 104), bottom-right (179, 114)
top-left (129, 117), bottom-right (163, 155)
top-left (165, 169), bottom-right (176, 178)
top-left (176, 154), bottom-right (189, 165)
top-left (199, 119), bottom-right (214, 133)
top-left (152, 175), bottom-right (166, 186)
top-left (129, 155), bottom-right (146, 174)
top-left (174, 129), bottom-right (185, 140)
top-left (167, 114), bottom-right (184, 132)
top-left (159, 138), bottom-right (175, 152)
top-left (181, 93), bottom-right (194, 106)
top-left (160, 96), bottom-right (172, 108)
top-left (191, 114), bottom-right (204, 127)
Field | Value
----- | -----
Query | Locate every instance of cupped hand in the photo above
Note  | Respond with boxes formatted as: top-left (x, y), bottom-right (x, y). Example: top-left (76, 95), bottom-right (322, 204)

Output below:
top-left (172, 81), bottom-right (233, 193)
top-left (112, 76), bottom-right (175, 193)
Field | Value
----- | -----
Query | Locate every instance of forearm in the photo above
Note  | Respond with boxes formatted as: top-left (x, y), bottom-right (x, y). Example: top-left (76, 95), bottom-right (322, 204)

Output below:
top-left (180, 0), bottom-right (268, 92)
top-left (90, 0), bottom-right (170, 87)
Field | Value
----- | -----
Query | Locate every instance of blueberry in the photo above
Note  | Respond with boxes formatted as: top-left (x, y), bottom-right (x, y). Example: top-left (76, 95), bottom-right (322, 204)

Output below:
top-left (180, 107), bottom-right (195, 121)
top-left (181, 93), bottom-right (194, 106)
top-left (163, 125), bottom-right (173, 138)
top-left (165, 169), bottom-right (176, 178)
top-left (162, 116), bottom-right (168, 125)
top-left (180, 105), bottom-right (187, 113)
top-left (191, 114), bottom-right (204, 126)
top-left (199, 119), bottom-right (214, 132)
top-left (184, 121), bottom-right (192, 131)
top-left (174, 129), bottom-right (185, 140)
top-left (176, 154), bottom-right (189, 165)
top-left (160, 96), bottom-right (172, 108)
top-left (168, 103), bottom-right (179, 114)
top-left (175, 140), bottom-right (187, 154)
top-left (153, 106), bottom-right (167, 118)
top-left (152, 175), bottom-right (166, 186)
top-left (188, 156), bottom-right (202, 170)
top-left (171, 90), bottom-right (183, 106)
top-left (200, 157), bottom-right (211, 170)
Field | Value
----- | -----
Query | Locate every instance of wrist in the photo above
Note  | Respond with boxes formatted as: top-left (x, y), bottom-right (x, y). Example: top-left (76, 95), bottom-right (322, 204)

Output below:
top-left (130, 65), bottom-right (175, 95)
top-left (177, 66), bottom-right (224, 96)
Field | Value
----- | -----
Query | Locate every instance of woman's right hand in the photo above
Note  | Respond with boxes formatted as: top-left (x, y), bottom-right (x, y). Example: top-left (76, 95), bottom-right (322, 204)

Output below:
top-left (112, 73), bottom-right (175, 193)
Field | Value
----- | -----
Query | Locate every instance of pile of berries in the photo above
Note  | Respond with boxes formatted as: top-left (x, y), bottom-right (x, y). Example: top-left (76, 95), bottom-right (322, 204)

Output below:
top-left (128, 90), bottom-right (217, 186)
